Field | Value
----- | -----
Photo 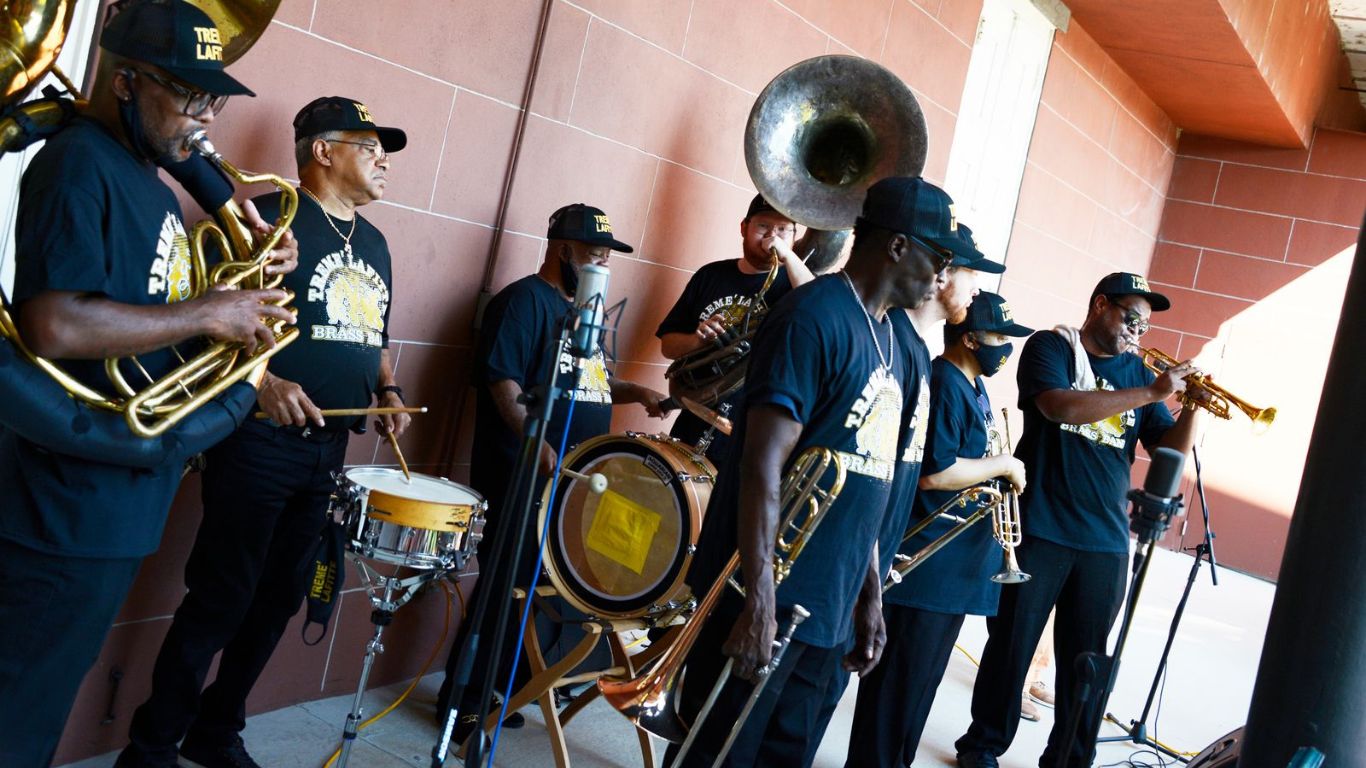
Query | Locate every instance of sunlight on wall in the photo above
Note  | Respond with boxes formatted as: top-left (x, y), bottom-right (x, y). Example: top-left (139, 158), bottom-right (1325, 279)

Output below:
top-left (1186, 247), bottom-right (1355, 516)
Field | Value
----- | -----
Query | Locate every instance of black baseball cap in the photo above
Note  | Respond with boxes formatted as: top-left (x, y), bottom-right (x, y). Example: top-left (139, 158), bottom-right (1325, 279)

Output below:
top-left (745, 194), bottom-right (792, 221)
top-left (955, 224), bottom-right (1006, 274)
top-left (293, 97), bottom-right (408, 152)
top-left (100, 0), bottom-right (254, 97)
top-left (856, 176), bottom-right (979, 264)
top-left (1090, 272), bottom-right (1170, 311)
top-left (547, 203), bottom-right (634, 253)
top-left (946, 291), bottom-right (1034, 341)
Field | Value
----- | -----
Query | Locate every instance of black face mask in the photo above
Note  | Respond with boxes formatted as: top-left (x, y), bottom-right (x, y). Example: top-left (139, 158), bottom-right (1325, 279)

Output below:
top-left (558, 252), bottom-right (580, 298)
top-left (971, 340), bottom-right (1013, 377)
top-left (118, 79), bottom-right (172, 165)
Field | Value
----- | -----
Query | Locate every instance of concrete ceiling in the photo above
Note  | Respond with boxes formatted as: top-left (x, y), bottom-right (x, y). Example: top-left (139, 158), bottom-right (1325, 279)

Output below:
top-left (1330, 0), bottom-right (1366, 112)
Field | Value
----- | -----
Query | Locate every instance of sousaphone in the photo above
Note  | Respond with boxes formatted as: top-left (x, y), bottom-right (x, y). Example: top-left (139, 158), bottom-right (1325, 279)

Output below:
top-left (665, 55), bottom-right (928, 409)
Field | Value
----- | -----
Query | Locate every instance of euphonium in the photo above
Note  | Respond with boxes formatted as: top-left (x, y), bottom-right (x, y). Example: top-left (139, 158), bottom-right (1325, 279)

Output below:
top-left (596, 446), bottom-right (846, 748)
top-left (0, 0), bottom-right (297, 440)
top-left (1137, 346), bottom-right (1276, 433)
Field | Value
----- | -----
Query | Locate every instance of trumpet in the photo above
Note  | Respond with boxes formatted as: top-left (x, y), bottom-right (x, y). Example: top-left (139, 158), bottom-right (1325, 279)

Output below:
top-left (596, 446), bottom-right (845, 761)
top-left (991, 408), bottom-right (1030, 584)
top-left (1137, 346), bottom-right (1276, 433)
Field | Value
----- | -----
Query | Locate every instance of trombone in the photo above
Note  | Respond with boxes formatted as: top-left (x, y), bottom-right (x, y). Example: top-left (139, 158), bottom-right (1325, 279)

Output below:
top-left (882, 485), bottom-right (1004, 592)
top-left (1137, 346), bottom-right (1276, 433)
top-left (596, 447), bottom-right (845, 765)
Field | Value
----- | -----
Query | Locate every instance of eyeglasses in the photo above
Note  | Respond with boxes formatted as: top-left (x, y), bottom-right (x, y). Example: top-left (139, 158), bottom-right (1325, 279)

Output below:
top-left (752, 221), bottom-right (796, 239)
top-left (327, 139), bottom-right (386, 162)
top-left (1113, 302), bottom-right (1150, 336)
top-left (131, 69), bottom-right (228, 117)
top-left (909, 234), bottom-right (955, 274)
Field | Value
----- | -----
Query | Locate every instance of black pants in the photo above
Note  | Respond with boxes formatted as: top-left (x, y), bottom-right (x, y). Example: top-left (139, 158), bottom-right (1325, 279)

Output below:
top-left (955, 537), bottom-right (1126, 768)
top-left (0, 538), bottom-right (142, 767)
top-left (663, 592), bottom-right (845, 768)
top-left (126, 420), bottom-right (346, 760)
top-left (847, 606), bottom-right (966, 768)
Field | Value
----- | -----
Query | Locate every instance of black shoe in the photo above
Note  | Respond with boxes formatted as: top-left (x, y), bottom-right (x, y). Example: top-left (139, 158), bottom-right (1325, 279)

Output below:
top-left (178, 734), bottom-right (262, 768)
top-left (502, 711), bottom-right (525, 729)
top-left (448, 711), bottom-right (526, 745)
top-left (957, 753), bottom-right (1000, 768)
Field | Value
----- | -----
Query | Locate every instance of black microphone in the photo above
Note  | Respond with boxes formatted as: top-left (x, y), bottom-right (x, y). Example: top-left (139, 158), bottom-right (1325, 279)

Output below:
top-left (569, 264), bottom-right (609, 359)
top-left (1128, 446), bottom-right (1186, 546)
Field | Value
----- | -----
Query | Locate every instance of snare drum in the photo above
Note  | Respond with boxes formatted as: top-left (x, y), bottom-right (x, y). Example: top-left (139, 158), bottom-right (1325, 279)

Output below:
top-left (540, 433), bottom-right (714, 619)
top-left (334, 467), bottom-right (486, 570)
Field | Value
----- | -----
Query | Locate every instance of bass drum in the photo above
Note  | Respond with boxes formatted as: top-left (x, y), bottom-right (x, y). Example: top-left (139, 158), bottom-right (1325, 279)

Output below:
top-left (1188, 727), bottom-right (1243, 767)
top-left (540, 433), bottom-right (714, 619)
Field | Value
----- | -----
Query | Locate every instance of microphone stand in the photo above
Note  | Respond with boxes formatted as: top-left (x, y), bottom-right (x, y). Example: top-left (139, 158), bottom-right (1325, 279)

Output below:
top-left (431, 314), bottom-right (578, 768)
top-left (1095, 446), bottom-right (1217, 763)
top-left (1057, 462), bottom-right (1186, 766)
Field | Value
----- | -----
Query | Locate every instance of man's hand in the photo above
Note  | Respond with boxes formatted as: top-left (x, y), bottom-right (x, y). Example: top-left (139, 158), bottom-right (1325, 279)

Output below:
top-left (1150, 360), bottom-right (1201, 402)
top-left (258, 374), bottom-right (324, 427)
top-left (723, 579), bottom-right (779, 683)
top-left (1002, 456), bottom-right (1027, 494)
top-left (695, 313), bottom-right (729, 345)
top-left (843, 587), bottom-right (887, 676)
top-left (241, 198), bottom-right (299, 277)
top-left (374, 390), bottom-right (411, 438)
top-left (762, 234), bottom-right (798, 267)
top-left (195, 288), bottom-right (294, 355)
top-left (537, 440), bottom-right (559, 477)
top-left (635, 385), bottom-right (669, 418)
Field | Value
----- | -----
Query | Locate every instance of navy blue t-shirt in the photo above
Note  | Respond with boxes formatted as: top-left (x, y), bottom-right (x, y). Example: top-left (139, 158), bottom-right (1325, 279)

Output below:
top-left (885, 356), bottom-right (1004, 615)
top-left (873, 312), bottom-right (932, 580)
top-left (252, 192), bottom-right (391, 432)
top-left (473, 275), bottom-right (615, 511)
top-left (689, 274), bottom-right (909, 648)
top-left (1015, 332), bottom-right (1175, 553)
top-left (0, 117), bottom-right (196, 557)
top-left (655, 260), bottom-right (793, 462)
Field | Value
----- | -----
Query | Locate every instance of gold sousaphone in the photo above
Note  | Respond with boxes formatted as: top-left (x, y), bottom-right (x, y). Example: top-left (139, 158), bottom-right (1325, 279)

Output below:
top-left (0, 0), bottom-right (297, 438)
top-left (664, 55), bottom-right (928, 409)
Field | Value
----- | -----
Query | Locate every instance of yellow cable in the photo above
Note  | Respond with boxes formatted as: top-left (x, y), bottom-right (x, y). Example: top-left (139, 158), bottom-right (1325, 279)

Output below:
top-left (954, 643), bottom-right (981, 667)
top-left (322, 580), bottom-right (455, 768)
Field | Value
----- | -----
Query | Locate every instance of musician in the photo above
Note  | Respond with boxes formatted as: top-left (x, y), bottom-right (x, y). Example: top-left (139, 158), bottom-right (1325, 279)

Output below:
top-left (116, 96), bottom-right (406, 768)
top-left (955, 273), bottom-right (1204, 768)
top-left (0, 3), bottom-right (294, 766)
top-left (671, 177), bottom-right (973, 767)
top-left (847, 292), bottom-right (1034, 768)
top-left (655, 194), bottom-right (815, 460)
top-left (435, 203), bottom-right (668, 744)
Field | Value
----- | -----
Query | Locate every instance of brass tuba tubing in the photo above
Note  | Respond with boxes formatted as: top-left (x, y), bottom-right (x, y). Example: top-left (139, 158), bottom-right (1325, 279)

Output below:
top-left (595, 447), bottom-right (846, 746)
top-left (1137, 346), bottom-right (1277, 432)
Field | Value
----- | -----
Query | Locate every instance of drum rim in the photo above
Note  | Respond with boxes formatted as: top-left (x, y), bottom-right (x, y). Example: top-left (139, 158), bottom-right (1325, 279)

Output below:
top-left (539, 434), bottom-right (709, 619)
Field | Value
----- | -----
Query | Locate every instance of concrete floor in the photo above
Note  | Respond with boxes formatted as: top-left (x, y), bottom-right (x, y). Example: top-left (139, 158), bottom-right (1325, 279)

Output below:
top-left (64, 545), bottom-right (1272, 768)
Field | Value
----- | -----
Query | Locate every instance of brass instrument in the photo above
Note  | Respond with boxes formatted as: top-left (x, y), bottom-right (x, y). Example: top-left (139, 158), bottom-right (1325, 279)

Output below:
top-left (991, 408), bottom-right (1030, 584)
top-left (0, 0), bottom-right (297, 438)
top-left (882, 485), bottom-right (1004, 592)
top-left (1137, 346), bottom-right (1276, 433)
top-left (664, 55), bottom-right (927, 409)
top-left (596, 446), bottom-right (846, 757)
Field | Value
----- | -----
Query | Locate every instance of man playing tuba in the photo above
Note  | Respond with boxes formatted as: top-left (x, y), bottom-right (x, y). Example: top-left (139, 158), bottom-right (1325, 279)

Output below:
top-left (0, 2), bottom-right (296, 765)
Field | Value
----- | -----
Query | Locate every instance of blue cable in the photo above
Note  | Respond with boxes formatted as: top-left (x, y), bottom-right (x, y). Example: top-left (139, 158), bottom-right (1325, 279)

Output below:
top-left (486, 382), bottom-right (579, 766)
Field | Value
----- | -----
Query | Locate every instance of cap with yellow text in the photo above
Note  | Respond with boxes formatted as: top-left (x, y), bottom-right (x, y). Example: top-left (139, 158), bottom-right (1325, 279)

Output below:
top-left (547, 203), bottom-right (634, 253)
top-left (1090, 272), bottom-right (1171, 312)
top-left (100, 0), bottom-right (254, 96)
top-left (293, 96), bottom-right (408, 152)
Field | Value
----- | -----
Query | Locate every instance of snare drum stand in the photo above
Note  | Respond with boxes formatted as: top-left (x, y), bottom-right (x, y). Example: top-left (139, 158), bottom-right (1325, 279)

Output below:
top-left (337, 558), bottom-right (443, 768)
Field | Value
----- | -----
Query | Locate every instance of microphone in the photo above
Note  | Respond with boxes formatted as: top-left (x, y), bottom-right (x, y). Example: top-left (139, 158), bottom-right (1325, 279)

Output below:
top-left (1128, 446), bottom-right (1186, 547)
top-left (569, 264), bottom-right (610, 359)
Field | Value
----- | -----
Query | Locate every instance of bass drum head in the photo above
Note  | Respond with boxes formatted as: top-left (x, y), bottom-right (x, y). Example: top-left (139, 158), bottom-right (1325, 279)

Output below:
top-left (1188, 727), bottom-right (1243, 767)
top-left (541, 434), bottom-right (711, 619)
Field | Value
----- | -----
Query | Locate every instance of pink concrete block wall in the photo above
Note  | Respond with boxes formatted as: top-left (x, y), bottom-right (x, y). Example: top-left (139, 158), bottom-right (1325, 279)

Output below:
top-left (1147, 128), bottom-right (1366, 581)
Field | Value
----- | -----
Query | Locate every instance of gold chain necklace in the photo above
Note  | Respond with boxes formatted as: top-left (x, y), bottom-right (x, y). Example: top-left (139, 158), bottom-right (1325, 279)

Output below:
top-left (300, 186), bottom-right (357, 258)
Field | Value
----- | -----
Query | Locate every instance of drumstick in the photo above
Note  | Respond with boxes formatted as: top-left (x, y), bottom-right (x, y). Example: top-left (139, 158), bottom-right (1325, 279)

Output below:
top-left (253, 406), bottom-right (427, 419)
top-left (384, 429), bottom-right (412, 483)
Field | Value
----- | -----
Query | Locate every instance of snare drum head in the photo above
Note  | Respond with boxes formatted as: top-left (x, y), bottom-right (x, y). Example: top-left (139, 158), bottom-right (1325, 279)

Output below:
top-left (541, 434), bottom-right (711, 618)
top-left (345, 467), bottom-right (481, 507)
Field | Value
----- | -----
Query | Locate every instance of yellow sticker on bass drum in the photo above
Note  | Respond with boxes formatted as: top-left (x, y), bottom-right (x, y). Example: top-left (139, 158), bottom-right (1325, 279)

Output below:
top-left (585, 489), bottom-right (662, 575)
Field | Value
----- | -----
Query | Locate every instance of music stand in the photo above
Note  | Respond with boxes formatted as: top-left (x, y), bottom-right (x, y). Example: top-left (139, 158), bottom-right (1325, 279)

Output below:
top-left (1095, 446), bottom-right (1218, 762)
